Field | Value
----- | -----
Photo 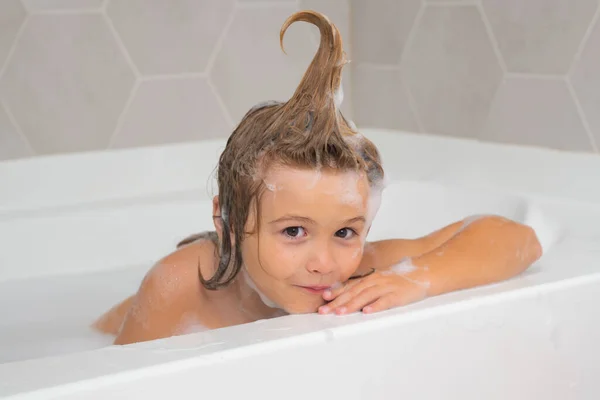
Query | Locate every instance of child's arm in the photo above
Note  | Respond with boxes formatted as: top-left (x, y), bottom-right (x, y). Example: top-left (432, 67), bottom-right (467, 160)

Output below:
top-left (408, 215), bottom-right (542, 297)
top-left (357, 218), bottom-right (468, 272)
top-left (321, 215), bottom-right (542, 314)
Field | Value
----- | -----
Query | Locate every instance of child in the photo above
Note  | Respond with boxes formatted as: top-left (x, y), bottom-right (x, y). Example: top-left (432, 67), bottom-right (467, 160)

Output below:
top-left (94, 10), bottom-right (542, 345)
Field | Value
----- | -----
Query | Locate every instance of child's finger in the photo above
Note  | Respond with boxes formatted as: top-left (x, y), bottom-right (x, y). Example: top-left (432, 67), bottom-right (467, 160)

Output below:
top-left (322, 278), bottom-right (359, 301)
top-left (337, 285), bottom-right (394, 315)
top-left (319, 280), bottom-right (378, 314)
top-left (362, 294), bottom-right (398, 314)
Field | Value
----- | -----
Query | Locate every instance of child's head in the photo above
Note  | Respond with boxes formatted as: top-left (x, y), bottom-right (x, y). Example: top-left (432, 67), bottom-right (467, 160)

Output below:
top-left (206, 11), bottom-right (385, 313)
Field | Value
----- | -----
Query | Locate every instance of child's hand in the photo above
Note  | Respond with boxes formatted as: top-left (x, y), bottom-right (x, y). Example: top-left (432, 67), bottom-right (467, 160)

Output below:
top-left (318, 270), bottom-right (430, 315)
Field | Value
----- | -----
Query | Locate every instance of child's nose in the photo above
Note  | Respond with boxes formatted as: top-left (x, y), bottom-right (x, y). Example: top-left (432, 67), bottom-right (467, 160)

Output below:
top-left (306, 242), bottom-right (336, 275)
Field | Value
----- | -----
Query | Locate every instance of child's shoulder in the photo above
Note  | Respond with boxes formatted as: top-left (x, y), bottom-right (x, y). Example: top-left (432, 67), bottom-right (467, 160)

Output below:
top-left (144, 233), bottom-right (218, 299)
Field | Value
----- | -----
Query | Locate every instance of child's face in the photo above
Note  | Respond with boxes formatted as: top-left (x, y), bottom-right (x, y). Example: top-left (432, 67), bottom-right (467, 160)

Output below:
top-left (241, 165), bottom-right (372, 313)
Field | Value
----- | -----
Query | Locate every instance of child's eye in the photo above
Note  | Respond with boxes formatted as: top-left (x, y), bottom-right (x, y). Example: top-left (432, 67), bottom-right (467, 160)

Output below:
top-left (335, 228), bottom-right (356, 239)
top-left (283, 226), bottom-right (306, 239)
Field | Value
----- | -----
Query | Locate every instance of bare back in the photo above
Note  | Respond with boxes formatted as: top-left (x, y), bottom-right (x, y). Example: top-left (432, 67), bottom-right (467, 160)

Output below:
top-left (93, 234), bottom-right (258, 345)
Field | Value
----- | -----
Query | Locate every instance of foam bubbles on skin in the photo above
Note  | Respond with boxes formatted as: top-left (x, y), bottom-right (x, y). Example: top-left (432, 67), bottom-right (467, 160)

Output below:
top-left (242, 268), bottom-right (281, 310)
top-left (382, 257), bottom-right (430, 298)
top-left (308, 168), bottom-right (322, 189)
top-left (174, 312), bottom-right (208, 335)
top-left (363, 182), bottom-right (384, 241)
top-left (460, 214), bottom-right (488, 232)
top-left (263, 181), bottom-right (279, 192)
top-left (128, 297), bottom-right (150, 330)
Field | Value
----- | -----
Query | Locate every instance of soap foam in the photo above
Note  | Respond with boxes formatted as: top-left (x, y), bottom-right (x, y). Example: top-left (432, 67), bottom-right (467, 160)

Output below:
top-left (264, 181), bottom-right (278, 192)
top-left (334, 84), bottom-right (344, 108)
top-left (364, 183), bottom-right (384, 237)
top-left (175, 312), bottom-right (208, 335)
top-left (248, 100), bottom-right (283, 114)
top-left (390, 257), bottom-right (418, 275)
top-left (382, 257), bottom-right (430, 298)
top-left (347, 119), bottom-right (358, 132)
top-left (242, 268), bottom-right (281, 310)
top-left (524, 205), bottom-right (560, 255)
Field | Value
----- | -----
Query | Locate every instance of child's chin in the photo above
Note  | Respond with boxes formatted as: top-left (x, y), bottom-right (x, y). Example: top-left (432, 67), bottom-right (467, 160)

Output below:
top-left (281, 300), bottom-right (325, 314)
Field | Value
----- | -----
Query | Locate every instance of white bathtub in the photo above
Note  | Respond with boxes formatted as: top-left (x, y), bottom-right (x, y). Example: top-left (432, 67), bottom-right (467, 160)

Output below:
top-left (0, 129), bottom-right (599, 399)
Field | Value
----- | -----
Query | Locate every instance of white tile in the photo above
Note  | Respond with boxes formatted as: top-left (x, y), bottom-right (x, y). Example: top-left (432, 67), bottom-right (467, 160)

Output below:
top-left (22, 0), bottom-right (104, 10)
top-left (571, 17), bottom-right (600, 149)
top-left (210, 5), bottom-right (319, 122)
top-left (353, 66), bottom-right (419, 132)
top-left (0, 14), bottom-right (136, 155)
top-left (350, 0), bottom-right (421, 64)
top-left (109, 78), bottom-right (231, 149)
top-left (0, 103), bottom-right (32, 161)
top-left (0, 0), bottom-right (26, 71)
top-left (402, 5), bottom-right (503, 138)
top-left (482, 78), bottom-right (593, 152)
top-left (481, 0), bottom-right (598, 74)
top-left (106, 0), bottom-right (235, 75)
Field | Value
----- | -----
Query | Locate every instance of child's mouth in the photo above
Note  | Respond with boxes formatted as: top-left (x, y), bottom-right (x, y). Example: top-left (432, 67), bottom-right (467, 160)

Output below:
top-left (297, 285), bottom-right (330, 294)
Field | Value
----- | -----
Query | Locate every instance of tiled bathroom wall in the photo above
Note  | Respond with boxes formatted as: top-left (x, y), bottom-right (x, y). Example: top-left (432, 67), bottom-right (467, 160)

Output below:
top-left (351, 0), bottom-right (600, 153)
top-left (0, 0), bottom-right (351, 161)
top-left (3, 0), bottom-right (600, 161)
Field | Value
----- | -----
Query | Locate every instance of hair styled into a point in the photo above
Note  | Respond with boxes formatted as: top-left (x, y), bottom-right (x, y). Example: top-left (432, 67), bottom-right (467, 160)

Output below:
top-left (184, 10), bottom-right (384, 290)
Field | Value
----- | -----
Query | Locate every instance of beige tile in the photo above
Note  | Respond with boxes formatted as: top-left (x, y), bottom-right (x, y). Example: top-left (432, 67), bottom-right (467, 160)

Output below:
top-left (107, 0), bottom-right (235, 75)
top-left (210, 5), bottom-right (319, 122)
top-left (300, 0), bottom-right (350, 53)
top-left (22, 0), bottom-right (104, 10)
top-left (350, 0), bottom-right (421, 64)
top-left (300, 0), bottom-right (353, 117)
top-left (0, 14), bottom-right (136, 155)
top-left (353, 66), bottom-right (419, 132)
top-left (0, 102), bottom-right (33, 161)
top-left (482, 78), bottom-right (593, 151)
top-left (481, 0), bottom-right (598, 74)
top-left (402, 5), bottom-right (503, 138)
top-left (571, 17), bottom-right (600, 148)
top-left (110, 78), bottom-right (231, 149)
top-left (0, 0), bottom-right (26, 71)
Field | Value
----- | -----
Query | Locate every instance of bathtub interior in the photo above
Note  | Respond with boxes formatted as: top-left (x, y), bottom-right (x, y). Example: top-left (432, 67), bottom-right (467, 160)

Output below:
top-left (1, 129), bottom-right (600, 397)
top-left (0, 180), bottom-right (538, 364)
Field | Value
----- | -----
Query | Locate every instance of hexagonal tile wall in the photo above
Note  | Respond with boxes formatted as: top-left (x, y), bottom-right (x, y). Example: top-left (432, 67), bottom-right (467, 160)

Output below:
top-left (0, 101), bottom-right (32, 160)
top-left (210, 4), bottom-right (318, 123)
top-left (0, 0), bottom-right (26, 71)
top-left (571, 13), bottom-right (600, 149)
top-left (481, 0), bottom-right (599, 74)
top-left (21, 0), bottom-right (105, 11)
top-left (106, 0), bottom-right (235, 75)
top-left (482, 78), bottom-right (594, 151)
top-left (0, 13), bottom-right (136, 155)
top-left (350, 0), bottom-right (421, 65)
top-left (402, 5), bottom-right (503, 138)
top-left (352, 66), bottom-right (419, 132)
top-left (109, 78), bottom-right (231, 149)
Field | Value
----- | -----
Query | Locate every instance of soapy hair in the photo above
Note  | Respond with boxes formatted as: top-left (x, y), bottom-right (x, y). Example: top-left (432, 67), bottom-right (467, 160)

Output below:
top-left (197, 10), bottom-right (384, 290)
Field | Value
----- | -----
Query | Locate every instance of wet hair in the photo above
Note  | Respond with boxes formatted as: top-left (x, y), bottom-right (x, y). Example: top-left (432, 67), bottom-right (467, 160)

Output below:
top-left (198, 10), bottom-right (384, 290)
